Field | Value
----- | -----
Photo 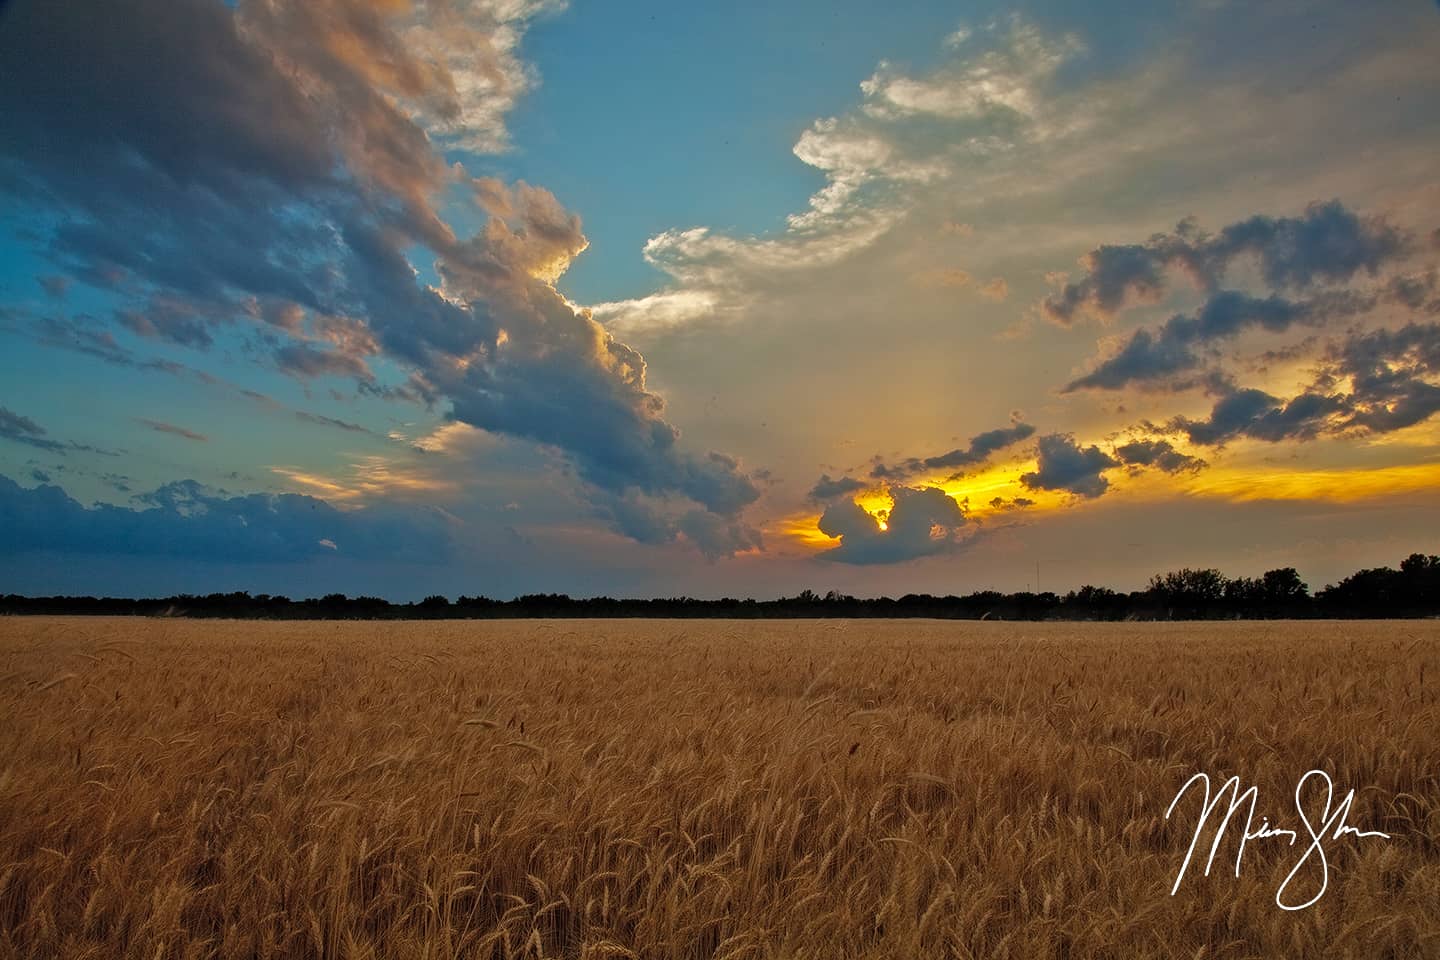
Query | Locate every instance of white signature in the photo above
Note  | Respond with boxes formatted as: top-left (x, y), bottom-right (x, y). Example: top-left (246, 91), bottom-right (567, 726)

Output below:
top-left (1164, 770), bottom-right (1391, 910)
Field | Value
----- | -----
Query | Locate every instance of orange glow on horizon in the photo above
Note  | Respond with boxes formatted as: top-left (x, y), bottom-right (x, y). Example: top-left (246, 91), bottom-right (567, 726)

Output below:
top-left (778, 457), bottom-right (1440, 551)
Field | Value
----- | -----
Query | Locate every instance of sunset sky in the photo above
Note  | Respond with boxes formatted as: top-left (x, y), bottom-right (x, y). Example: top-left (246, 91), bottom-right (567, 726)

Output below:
top-left (2, 0), bottom-right (1438, 600)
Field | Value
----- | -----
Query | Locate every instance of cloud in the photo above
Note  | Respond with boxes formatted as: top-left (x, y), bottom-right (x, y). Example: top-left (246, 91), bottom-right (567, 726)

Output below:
top-left (1064, 289), bottom-right (1376, 392)
top-left (600, 16), bottom-right (1083, 336)
top-left (589, 290), bottom-right (718, 336)
top-left (1043, 201), bottom-right (1410, 326)
top-left (588, 490), bottom-right (763, 560)
top-left (807, 474), bottom-right (869, 502)
top-left (1113, 438), bottom-right (1206, 474)
top-left (274, 342), bottom-right (375, 381)
top-left (1171, 388), bottom-right (1348, 446)
top-left (0, 406), bottom-right (114, 456)
top-left (817, 485), bottom-right (968, 565)
top-left (0, 475), bottom-right (455, 563)
top-left (0, 0), bottom-right (760, 555)
top-left (116, 299), bottom-right (220, 349)
top-left (979, 277), bottom-right (1009, 301)
top-left (1166, 323), bottom-right (1440, 445)
top-left (137, 419), bottom-right (208, 443)
top-left (1322, 321), bottom-right (1440, 433)
top-left (677, 510), bottom-right (764, 561)
top-left (1209, 202), bottom-right (1409, 291)
top-left (427, 180), bottom-right (763, 532)
top-left (0, 406), bottom-right (66, 453)
top-left (27, 314), bottom-right (220, 386)
top-left (858, 17), bottom-right (1082, 125)
top-left (294, 411), bottom-right (375, 435)
top-left (872, 421), bottom-right (1035, 481)
top-left (1019, 434), bottom-right (1118, 499)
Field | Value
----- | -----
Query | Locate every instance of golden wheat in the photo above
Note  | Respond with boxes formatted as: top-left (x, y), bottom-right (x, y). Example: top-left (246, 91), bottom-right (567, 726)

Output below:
top-left (0, 616), bottom-right (1437, 958)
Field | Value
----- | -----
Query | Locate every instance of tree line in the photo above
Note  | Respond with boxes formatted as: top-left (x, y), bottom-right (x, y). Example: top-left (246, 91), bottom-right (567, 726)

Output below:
top-left (2, 552), bottom-right (1436, 620)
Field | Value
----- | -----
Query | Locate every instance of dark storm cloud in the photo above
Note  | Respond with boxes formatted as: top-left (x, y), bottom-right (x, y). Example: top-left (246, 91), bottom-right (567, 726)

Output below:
top-left (870, 421), bottom-right (1036, 480)
top-left (0, 0), bottom-right (762, 554)
top-left (1167, 322), bottom-right (1440, 445)
top-left (1208, 202), bottom-right (1408, 291)
top-left (0, 475), bottom-right (454, 564)
top-left (1043, 201), bottom-right (1410, 325)
top-left (818, 486), bottom-right (968, 565)
top-left (1064, 291), bottom-right (1375, 392)
top-left (677, 510), bottom-right (764, 561)
top-left (1384, 271), bottom-right (1439, 312)
top-left (430, 181), bottom-right (762, 525)
top-left (590, 491), bottom-right (763, 560)
top-left (1324, 322), bottom-right (1440, 433)
top-left (807, 474), bottom-right (869, 502)
top-left (1172, 388), bottom-right (1348, 446)
top-left (1113, 439), bottom-right (1206, 474)
top-left (1041, 240), bottom-right (1182, 325)
top-left (1019, 434), bottom-right (1119, 499)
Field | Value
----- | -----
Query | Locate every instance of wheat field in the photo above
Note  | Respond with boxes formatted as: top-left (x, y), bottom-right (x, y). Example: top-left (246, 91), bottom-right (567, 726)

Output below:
top-left (0, 616), bottom-right (1437, 959)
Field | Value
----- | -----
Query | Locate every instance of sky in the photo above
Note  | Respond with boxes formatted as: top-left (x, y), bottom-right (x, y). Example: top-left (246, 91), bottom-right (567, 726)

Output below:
top-left (2, 0), bottom-right (1439, 600)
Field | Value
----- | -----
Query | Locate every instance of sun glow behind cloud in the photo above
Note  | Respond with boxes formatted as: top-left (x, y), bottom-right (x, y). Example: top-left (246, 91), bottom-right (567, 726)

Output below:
top-left (781, 451), bottom-right (1440, 553)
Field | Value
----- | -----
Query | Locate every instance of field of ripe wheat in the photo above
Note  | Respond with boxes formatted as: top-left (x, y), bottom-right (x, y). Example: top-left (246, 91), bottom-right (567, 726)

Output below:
top-left (1, 617), bottom-right (1437, 959)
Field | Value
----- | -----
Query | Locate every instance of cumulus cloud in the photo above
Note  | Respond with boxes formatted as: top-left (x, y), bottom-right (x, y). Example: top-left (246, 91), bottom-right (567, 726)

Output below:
top-left (1321, 321), bottom-right (1440, 433)
top-left (677, 510), bottom-right (764, 561)
top-left (0, 475), bottom-right (455, 563)
top-left (807, 474), bottom-right (869, 502)
top-left (1065, 289), bottom-right (1377, 392)
top-left (1019, 434), bottom-right (1118, 499)
top-left (0, 0), bottom-right (760, 556)
top-left (588, 490), bottom-right (763, 561)
top-left (1043, 201), bottom-right (1410, 326)
top-left (818, 486), bottom-right (968, 565)
top-left (1113, 438), bottom-right (1206, 474)
top-left (1171, 387), bottom-right (1348, 446)
top-left (1166, 323), bottom-right (1440, 445)
top-left (872, 421), bottom-right (1035, 481)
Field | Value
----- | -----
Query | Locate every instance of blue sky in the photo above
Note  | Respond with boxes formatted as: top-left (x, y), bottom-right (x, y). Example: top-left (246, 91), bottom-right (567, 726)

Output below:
top-left (2, 0), bottom-right (1439, 599)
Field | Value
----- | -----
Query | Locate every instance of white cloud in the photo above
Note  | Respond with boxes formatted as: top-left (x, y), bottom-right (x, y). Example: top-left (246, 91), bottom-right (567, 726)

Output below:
top-left (860, 19), bottom-right (1082, 122)
top-left (605, 16), bottom-right (1087, 337)
top-left (401, 0), bottom-right (567, 153)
